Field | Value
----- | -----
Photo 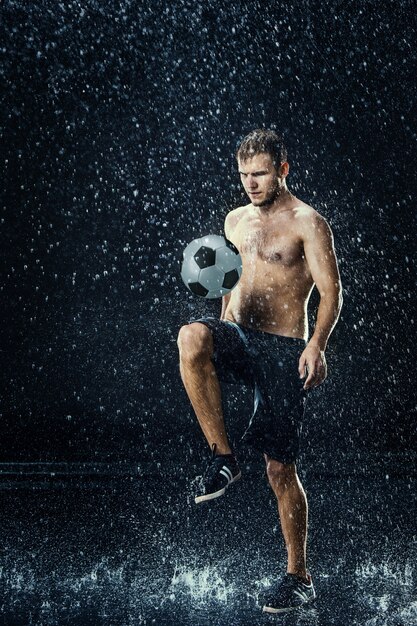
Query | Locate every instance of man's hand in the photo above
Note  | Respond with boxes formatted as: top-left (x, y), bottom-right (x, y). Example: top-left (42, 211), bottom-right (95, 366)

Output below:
top-left (298, 343), bottom-right (327, 390)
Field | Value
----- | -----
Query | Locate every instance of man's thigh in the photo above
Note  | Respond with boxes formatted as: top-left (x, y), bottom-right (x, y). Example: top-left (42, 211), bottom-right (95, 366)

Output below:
top-left (187, 317), bottom-right (254, 385)
top-left (242, 332), bottom-right (308, 463)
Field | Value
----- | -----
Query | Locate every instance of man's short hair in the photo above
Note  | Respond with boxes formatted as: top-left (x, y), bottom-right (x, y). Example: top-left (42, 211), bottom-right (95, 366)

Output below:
top-left (236, 129), bottom-right (287, 167)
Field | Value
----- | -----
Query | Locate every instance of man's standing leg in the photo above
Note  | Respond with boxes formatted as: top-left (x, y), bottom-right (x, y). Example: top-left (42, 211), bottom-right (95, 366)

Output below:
top-left (265, 458), bottom-right (308, 579)
top-left (262, 457), bottom-right (316, 613)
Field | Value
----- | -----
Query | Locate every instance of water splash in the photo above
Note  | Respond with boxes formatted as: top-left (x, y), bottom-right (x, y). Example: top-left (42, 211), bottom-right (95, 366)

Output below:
top-left (170, 560), bottom-right (237, 605)
top-left (355, 558), bottom-right (416, 626)
top-left (356, 559), bottom-right (413, 588)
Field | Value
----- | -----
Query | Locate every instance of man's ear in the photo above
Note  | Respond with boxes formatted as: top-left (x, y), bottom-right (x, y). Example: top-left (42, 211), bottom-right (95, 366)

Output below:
top-left (280, 161), bottom-right (290, 177)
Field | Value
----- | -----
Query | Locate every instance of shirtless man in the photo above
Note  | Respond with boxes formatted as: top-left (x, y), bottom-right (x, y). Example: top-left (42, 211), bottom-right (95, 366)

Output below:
top-left (177, 129), bottom-right (343, 613)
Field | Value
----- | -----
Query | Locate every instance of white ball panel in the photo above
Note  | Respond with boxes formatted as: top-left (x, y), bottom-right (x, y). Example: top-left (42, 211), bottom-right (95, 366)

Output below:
top-left (200, 234), bottom-right (227, 251)
top-left (215, 245), bottom-right (242, 273)
top-left (182, 238), bottom-right (203, 259)
top-left (198, 265), bottom-right (224, 290)
top-left (207, 287), bottom-right (230, 299)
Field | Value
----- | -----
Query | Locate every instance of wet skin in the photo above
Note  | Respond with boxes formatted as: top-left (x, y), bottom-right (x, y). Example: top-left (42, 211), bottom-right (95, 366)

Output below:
top-left (223, 153), bottom-right (343, 391)
top-left (177, 151), bottom-right (343, 582)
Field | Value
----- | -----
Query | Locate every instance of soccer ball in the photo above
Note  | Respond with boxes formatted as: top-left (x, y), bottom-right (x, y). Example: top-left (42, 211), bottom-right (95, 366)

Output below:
top-left (180, 234), bottom-right (242, 299)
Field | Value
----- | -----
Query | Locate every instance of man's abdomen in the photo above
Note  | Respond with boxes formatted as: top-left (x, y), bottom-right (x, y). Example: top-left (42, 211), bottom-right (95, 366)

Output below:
top-left (224, 287), bottom-right (309, 339)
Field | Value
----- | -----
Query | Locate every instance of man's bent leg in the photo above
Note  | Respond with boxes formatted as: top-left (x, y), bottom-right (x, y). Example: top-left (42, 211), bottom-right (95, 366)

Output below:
top-left (265, 455), bottom-right (308, 580)
top-left (177, 322), bottom-right (232, 455)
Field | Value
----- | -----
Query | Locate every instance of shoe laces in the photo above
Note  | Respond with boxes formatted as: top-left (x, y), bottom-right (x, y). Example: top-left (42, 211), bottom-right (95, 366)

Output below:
top-left (202, 443), bottom-right (224, 480)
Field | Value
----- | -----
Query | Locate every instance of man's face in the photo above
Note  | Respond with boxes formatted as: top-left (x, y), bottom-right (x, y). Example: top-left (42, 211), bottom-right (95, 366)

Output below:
top-left (238, 152), bottom-right (286, 207)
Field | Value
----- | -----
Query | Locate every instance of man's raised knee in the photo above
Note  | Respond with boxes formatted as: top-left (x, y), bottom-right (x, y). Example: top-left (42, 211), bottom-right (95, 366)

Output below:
top-left (177, 323), bottom-right (213, 363)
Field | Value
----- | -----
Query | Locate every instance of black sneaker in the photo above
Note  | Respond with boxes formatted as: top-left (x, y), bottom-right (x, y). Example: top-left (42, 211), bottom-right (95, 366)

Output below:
top-left (195, 444), bottom-right (241, 504)
top-left (262, 573), bottom-right (316, 613)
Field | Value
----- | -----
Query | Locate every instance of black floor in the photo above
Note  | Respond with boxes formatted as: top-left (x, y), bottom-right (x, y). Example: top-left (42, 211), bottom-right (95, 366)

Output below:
top-left (0, 463), bottom-right (416, 626)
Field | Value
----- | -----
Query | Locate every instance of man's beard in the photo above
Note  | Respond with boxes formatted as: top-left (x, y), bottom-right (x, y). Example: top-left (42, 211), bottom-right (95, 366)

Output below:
top-left (256, 183), bottom-right (282, 207)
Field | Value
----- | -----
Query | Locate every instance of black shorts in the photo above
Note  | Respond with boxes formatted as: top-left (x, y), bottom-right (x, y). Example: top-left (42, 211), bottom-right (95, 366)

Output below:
top-left (187, 316), bottom-right (309, 464)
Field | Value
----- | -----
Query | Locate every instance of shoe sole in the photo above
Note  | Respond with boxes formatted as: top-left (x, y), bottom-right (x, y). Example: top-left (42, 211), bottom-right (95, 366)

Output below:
top-left (262, 594), bottom-right (316, 614)
top-left (195, 472), bottom-right (242, 504)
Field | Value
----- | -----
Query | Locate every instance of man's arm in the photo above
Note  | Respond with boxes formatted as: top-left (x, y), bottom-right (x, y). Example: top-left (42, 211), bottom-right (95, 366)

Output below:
top-left (220, 292), bottom-right (231, 320)
top-left (220, 212), bottom-right (233, 320)
top-left (299, 212), bottom-right (343, 389)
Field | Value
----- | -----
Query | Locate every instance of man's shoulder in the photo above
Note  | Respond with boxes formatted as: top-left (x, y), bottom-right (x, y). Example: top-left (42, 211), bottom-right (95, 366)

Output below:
top-left (293, 202), bottom-right (329, 228)
top-left (226, 204), bottom-right (251, 219)
top-left (292, 202), bottom-right (333, 242)
top-left (292, 200), bottom-right (319, 219)
top-left (224, 205), bottom-right (250, 238)
top-left (224, 204), bottom-right (250, 228)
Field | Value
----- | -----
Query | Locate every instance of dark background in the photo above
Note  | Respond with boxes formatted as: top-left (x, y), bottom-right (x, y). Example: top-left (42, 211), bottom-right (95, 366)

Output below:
top-left (1, 0), bottom-right (416, 468)
top-left (1, 2), bottom-right (416, 625)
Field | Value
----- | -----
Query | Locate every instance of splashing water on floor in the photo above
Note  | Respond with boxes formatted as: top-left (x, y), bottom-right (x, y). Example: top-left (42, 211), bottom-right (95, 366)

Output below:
top-left (169, 561), bottom-right (237, 605)
top-left (355, 558), bottom-right (416, 626)
top-left (355, 559), bottom-right (414, 588)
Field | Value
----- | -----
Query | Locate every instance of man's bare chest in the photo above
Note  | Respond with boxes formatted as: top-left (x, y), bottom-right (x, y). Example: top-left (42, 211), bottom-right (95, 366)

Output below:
top-left (230, 216), bottom-right (303, 266)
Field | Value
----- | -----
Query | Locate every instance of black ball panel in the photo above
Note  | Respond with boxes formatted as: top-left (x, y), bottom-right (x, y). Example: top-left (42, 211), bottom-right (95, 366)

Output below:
top-left (222, 269), bottom-right (239, 289)
top-left (194, 246), bottom-right (216, 269)
top-left (224, 239), bottom-right (240, 255)
top-left (188, 281), bottom-right (209, 296)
